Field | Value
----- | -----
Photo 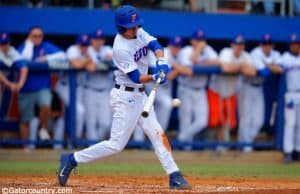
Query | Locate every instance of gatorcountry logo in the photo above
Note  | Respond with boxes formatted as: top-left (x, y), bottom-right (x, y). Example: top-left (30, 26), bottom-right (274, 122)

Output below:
top-left (131, 14), bottom-right (137, 23)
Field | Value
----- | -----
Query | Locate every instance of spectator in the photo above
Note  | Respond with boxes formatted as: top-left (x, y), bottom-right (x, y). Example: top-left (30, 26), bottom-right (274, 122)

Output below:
top-left (0, 32), bottom-right (28, 93)
top-left (84, 29), bottom-right (113, 141)
top-left (18, 26), bottom-right (66, 149)
top-left (209, 35), bottom-right (253, 154)
top-left (55, 34), bottom-right (93, 140)
top-left (176, 30), bottom-right (218, 145)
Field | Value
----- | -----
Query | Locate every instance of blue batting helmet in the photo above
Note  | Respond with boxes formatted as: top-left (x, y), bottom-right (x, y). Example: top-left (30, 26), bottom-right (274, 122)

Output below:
top-left (115, 5), bottom-right (143, 33)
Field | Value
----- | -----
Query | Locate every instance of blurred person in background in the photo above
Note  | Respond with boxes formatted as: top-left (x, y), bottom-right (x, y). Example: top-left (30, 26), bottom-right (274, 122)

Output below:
top-left (238, 34), bottom-right (280, 153)
top-left (0, 32), bottom-right (28, 93)
top-left (177, 30), bottom-right (218, 145)
top-left (209, 35), bottom-right (253, 154)
top-left (18, 26), bottom-right (66, 149)
top-left (84, 29), bottom-right (114, 141)
top-left (268, 34), bottom-right (300, 163)
top-left (132, 36), bottom-right (185, 142)
top-left (155, 36), bottom-right (184, 131)
top-left (55, 34), bottom-right (94, 140)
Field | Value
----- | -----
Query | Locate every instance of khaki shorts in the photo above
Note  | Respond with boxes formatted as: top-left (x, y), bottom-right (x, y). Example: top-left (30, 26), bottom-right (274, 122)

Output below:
top-left (18, 89), bottom-right (52, 122)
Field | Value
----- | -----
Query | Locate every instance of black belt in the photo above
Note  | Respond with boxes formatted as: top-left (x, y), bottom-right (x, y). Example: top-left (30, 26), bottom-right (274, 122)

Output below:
top-left (115, 84), bottom-right (144, 92)
top-left (248, 82), bottom-right (263, 87)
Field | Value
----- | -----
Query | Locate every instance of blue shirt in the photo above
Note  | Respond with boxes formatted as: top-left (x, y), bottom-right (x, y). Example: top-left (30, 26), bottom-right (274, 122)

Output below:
top-left (18, 41), bottom-right (61, 93)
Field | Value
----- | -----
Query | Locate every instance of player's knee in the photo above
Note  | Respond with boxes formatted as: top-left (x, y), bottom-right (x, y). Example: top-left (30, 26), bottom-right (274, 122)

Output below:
top-left (107, 139), bottom-right (126, 153)
top-left (194, 119), bottom-right (207, 130)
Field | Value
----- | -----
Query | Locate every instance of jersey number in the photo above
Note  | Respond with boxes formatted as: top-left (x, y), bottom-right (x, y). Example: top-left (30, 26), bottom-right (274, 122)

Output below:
top-left (134, 46), bottom-right (148, 62)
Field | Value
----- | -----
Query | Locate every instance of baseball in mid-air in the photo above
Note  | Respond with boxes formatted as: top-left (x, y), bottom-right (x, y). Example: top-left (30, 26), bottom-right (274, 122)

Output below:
top-left (172, 98), bottom-right (181, 107)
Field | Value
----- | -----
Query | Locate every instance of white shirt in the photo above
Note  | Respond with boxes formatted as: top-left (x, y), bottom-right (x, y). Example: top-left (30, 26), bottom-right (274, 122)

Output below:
top-left (86, 45), bottom-right (113, 89)
top-left (209, 47), bottom-right (252, 97)
top-left (278, 51), bottom-right (300, 92)
top-left (60, 45), bottom-right (87, 85)
top-left (0, 46), bottom-right (23, 67)
top-left (113, 28), bottom-right (156, 87)
top-left (245, 46), bottom-right (281, 85)
top-left (177, 45), bottom-right (218, 88)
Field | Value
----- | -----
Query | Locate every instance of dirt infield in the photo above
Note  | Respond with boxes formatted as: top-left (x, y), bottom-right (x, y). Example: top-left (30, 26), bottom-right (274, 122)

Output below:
top-left (1, 175), bottom-right (300, 194)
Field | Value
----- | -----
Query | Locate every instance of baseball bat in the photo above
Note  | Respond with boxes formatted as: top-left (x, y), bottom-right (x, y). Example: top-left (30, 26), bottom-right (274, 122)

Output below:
top-left (141, 72), bottom-right (164, 117)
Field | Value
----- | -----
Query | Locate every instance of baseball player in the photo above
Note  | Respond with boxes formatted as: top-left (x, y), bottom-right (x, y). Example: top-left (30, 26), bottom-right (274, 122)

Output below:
top-left (177, 30), bottom-right (218, 144)
top-left (58, 5), bottom-right (190, 189)
top-left (238, 34), bottom-right (280, 153)
top-left (268, 34), bottom-right (300, 163)
top-left (84, 29), bottom-right (114, 141)
top-left (0, 32), bottom-right (28, 93)
top-left (209, 35), bottom-right (254, 153)
top-left (55, 34), bottom-right (93, 139)
top-left (18, 26), bottom-right (66, 148)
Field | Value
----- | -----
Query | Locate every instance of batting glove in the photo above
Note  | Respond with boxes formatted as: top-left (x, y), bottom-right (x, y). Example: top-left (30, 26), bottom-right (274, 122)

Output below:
top-left (156, 58), bottom-right (170, 74)
top-left (152, 72), bottom-right (166, 84)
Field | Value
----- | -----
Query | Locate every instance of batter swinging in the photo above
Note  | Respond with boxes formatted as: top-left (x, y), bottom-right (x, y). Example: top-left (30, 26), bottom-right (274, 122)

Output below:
top-left (57, 5), bottom-right (190, 190)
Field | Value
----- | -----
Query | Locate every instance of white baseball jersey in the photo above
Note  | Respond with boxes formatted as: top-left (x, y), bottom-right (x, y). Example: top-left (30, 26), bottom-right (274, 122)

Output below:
top-left (86, 45), bottom-right (113, 89)
top-left (246, 46), bottom-right (281, 85)
top-left (278, 51), bottom-right (300, 92)
top-left (60, 45), bottom-right (87, 85)
top-left (113, 28), bottom-right (156, 87)
top-left (0, 46), bottom-right (23, 67)
top-left (177, 45), bottom-right (218, 88)
top-left (209, 47), bottom-right (252, 97)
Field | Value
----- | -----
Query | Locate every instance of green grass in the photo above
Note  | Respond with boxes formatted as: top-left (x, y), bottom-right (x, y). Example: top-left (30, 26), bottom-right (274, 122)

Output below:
top-left (1, 161), bottom-right (300, 179)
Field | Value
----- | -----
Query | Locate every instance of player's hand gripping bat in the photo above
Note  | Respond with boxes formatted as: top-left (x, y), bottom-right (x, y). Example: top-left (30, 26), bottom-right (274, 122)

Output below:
top-left (141, 71), bottom-right (165, 118)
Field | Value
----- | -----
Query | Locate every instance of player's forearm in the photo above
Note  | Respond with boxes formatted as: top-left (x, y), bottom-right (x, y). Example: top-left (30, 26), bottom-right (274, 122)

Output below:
top-left (167, 70), bottom-right (179, 80)
top-left (154, 49), bottom-right (164, 59)
top-left (16, 67), bottom-right (28, 89)
top-left (221, 63), bottom-right (240, 73)
top-left (0, 72), bottom-right (11, 87)
top-left (70, 59), bottom-right (87, 69)
top-left (268, 64), bottom-right (283, 74)
top-left (139, 74), bottom-right (155, 83)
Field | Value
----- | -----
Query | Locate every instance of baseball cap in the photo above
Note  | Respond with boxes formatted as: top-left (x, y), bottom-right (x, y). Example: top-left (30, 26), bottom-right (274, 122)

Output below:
top-left (91, 29), bottom-right (104, 39)
top-left (232, 35), bottom-right (245, 45)
top-left (261, 33), bottom-right (273, 45)
top-left (191, 30), bottom-right (205, 41)
top-left (168, 36), bottom-right (183, 47)
top-left (289, 33), bottom-right (300, 44)
top-left (76, 34), bottom-right (90, 46)
top-left (0, 32), bottom-right (10, 44)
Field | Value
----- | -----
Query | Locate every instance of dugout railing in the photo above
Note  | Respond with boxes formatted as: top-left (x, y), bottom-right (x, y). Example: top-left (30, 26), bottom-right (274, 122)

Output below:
top-left (0, 61), bottom-right (285, 150)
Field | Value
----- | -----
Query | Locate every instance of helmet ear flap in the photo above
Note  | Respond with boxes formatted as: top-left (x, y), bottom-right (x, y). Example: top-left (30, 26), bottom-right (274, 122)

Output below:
top-left (116, 25), bottom-right (126, 33)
